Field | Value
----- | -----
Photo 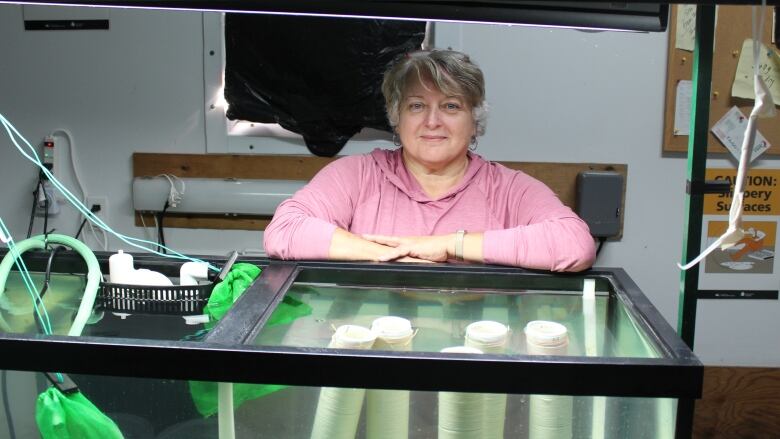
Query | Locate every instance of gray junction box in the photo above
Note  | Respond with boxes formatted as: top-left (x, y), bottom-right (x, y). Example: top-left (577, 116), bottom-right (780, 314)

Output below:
top-left (576, 171), bottom-right (624, 238)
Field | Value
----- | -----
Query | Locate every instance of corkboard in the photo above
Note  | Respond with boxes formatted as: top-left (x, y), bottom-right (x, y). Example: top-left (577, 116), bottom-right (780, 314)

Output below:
top-left (133, 153), bottom-right (626, 234)
top-left (663, 5), bottom-right (780, 155)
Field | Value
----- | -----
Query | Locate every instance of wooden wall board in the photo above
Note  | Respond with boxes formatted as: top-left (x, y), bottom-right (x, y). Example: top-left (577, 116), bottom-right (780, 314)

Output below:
top-left (664, 5), bottom-right (779, 155)
top-left (137, 212), bottom-right (272, 231)
top-left (133, 152), bottom-right (335, 180)
top-left (694, 366), bottom-right (780, 438)
top-left (133, 153), bottom-right (626, 233)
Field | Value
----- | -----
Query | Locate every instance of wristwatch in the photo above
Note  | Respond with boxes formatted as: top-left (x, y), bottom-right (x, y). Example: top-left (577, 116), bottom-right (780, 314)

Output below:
top-left (455, 230), bottom-right (466, 261)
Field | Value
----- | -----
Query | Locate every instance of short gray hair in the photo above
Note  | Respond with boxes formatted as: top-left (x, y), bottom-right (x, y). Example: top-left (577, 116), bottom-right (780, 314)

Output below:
top-left (381, 49), bottom-right (488, 137)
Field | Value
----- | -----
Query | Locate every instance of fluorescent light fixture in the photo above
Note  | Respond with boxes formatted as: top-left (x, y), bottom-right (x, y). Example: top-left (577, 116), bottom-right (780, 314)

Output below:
top-left (22, 4), bottom-right (110, 30)
top-left (228, 121), bottom-right (392, 142)
top-left (0, 1), bottom-right (670, 32)
top-left (132, 176), bottom-right (306, 216)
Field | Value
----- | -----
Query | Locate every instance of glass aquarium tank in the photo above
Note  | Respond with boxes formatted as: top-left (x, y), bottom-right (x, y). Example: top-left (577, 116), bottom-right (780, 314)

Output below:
top-left (0, 253), bottom-right (701, 439)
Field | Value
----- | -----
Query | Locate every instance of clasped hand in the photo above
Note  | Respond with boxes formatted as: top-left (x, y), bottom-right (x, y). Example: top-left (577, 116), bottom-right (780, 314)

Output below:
top-left (362, 234), bottom-right (453, 263)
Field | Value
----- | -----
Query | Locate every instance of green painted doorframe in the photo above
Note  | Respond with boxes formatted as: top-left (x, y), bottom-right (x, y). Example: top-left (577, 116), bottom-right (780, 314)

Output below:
top-left (678, 4), bottom-right (716, 350)
top-left (676, 5), bottom-right (716, 439)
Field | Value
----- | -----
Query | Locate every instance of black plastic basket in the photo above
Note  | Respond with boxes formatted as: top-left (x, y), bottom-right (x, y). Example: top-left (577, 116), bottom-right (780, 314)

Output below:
top-left (96, 282), bottom-right (215, 315)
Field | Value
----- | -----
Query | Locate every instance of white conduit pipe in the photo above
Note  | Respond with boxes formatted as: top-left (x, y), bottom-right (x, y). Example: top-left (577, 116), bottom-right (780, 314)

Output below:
top-left (366, 317), bottom-right (415, 439)
top-left (464, 320), bottom-right (510, 439)
top-left (218, 382), bottom-right (235, 439)
top-left (310, 325), bottom-right (376, 439)
top-left (525, 321), bottom-right (572, 439)
top-left (582, 279), bottom-right (605, 439)
top-left (437, 346), bottom-right (485, 439)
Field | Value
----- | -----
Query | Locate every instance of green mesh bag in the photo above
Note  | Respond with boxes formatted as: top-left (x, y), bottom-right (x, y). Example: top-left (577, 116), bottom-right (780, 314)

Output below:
top-left (203, 263), bottom-right (262, 327)
top-left (36, 387), bottom-right (123, 439)
top-left (189, 263), bottom-right (312, 417)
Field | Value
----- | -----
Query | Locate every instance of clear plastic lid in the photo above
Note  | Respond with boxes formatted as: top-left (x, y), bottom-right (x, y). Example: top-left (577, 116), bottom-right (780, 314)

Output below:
top-left (465, 320), bottom-right (509, 344)
top-left (524, 320), bottom-right (568, 347)
top-left (330, 324), bottom-right (377, 349)
top-left (371, 316), bottom-right (413, 340)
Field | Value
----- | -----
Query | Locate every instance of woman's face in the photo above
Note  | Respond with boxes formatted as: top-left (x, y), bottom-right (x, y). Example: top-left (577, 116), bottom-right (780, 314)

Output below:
top-left (397, 78), bottom-right (475, 172)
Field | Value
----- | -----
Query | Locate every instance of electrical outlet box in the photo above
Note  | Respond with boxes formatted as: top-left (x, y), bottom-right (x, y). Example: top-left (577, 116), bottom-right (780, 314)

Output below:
top-left (86, 196), bottom-right (109, 222)
top-left (576, 172), bottom-right (623, 238)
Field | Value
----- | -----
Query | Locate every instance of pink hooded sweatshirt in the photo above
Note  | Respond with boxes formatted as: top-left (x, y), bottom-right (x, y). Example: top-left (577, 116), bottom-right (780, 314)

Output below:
top-left (264, 148), bottom-right (595, 271)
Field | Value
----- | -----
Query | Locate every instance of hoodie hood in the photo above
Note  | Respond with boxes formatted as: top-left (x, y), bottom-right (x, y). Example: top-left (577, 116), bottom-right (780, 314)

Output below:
top-left (370, 148), bottom-right (486, 202)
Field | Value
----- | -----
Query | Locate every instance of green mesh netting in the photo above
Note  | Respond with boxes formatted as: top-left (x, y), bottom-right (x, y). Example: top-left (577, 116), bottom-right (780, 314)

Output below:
top-left (189, 263), bottom-right (312, 417)
top-left (36, 387), bottom-right (123, 439)
top-left (203, 263), bottom-right (262, 326)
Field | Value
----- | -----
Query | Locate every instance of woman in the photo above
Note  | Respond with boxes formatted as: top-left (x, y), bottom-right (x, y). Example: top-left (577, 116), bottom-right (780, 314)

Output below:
top-left (264, 50), bottom-right (595, 272)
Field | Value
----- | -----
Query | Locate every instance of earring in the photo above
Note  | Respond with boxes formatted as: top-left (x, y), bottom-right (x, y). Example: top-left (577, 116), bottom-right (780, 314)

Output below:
top-left (393, 132), bottom-right (401, 146)
top-left (469, 135), bottom-right (478, 151)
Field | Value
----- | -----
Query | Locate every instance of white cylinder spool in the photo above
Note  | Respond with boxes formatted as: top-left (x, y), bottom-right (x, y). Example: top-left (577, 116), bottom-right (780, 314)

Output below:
top-left (367, 317), bottom-right (414, 439)
top-left (310, 325), bottom-right (376, 439)
top-left (371, 316), bottom-right (414, 351)
top-left (524, 320), bottom-right (569, 355)
top-left (525, 321), bottom-right (572, 439)
top-left (438, 346), bottom-right (484, 439)
top-left (464, 321), bottom-right (509, 439)
top-left (108, 250), bottom-right (134, 284)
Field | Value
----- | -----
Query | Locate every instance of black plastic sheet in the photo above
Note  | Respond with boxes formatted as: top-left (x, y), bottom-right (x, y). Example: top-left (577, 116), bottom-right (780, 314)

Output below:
top-left (224, 15), bottom-right (425, 157)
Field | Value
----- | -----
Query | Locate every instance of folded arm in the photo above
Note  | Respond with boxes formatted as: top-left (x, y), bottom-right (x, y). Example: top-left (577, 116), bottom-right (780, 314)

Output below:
top-left (263, 156), bottom-right (428, 263)
top-left (361, 175), bottom-right (595, 272)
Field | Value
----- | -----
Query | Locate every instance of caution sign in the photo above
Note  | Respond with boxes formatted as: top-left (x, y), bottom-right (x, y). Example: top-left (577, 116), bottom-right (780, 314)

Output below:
top-left (704, 169), bottom-right (780, 215)
top-left (704, 220), bottom-right (776, 274)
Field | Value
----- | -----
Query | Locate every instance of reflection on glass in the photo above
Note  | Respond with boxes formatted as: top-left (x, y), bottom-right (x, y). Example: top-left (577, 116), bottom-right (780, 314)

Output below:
top-left (0, 369), bottom-right (677, 439)
top-left (1, 271), bottom-right (87, 335)
top-left (254, 281), bottom-right (661, 359)
top-left (1, 271), bottom-right (203, 341)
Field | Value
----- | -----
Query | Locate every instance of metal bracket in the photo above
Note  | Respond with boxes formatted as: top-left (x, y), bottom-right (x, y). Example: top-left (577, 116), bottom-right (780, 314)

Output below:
top-left (44, 372), bottom-right (79, 394)
top-left (686, 179), bottom-right (731, 195)
top-left (217, 250), bottom-right (240, 281)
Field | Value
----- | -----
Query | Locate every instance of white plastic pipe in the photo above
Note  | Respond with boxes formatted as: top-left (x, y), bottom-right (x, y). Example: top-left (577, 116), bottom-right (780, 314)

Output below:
top-left (180, 261), bottom-right (210, 286)
top-left (464, 321), bottom-right (509, 439)
top-left (311, 325), bottom-right (376, 439)
top-left (438, 346), bottom-right (484, 439)
top-left (218, 382), bottom-right (235, 439)
top-left (525, 321), bottom-right (572, 439)
top-left (367, 317), bottom-right (414, 439)
top-left (582, 279), bottom-right (605, 439)
top-left (108, 250), bottom-right (173, 287)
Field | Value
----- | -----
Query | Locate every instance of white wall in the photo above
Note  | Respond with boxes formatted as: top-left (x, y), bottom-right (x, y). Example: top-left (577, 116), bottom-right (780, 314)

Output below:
top-left (0, 5), bottom-right (262, 256)
top-left (0, 5), bottom-right (778, 367)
